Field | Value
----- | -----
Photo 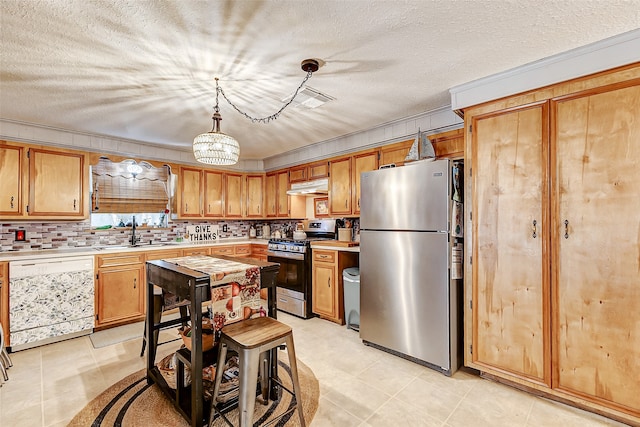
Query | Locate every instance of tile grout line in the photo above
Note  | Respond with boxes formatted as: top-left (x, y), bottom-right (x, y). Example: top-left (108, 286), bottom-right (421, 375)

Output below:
top-left (441, 376), bottom-right (476, 426)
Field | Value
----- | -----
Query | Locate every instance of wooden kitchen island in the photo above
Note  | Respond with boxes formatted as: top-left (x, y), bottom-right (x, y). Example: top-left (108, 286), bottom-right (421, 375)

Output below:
top-left (145, 255), bottom-right (279, 427)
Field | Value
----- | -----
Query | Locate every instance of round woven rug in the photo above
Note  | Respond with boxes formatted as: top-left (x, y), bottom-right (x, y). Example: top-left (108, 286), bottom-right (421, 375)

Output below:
top-left (68, 359), bottom-right (319, 427)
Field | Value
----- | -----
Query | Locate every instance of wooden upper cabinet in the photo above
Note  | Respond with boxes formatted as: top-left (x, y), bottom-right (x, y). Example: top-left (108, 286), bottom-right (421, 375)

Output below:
top-left (308, 160), bottom-right (329, 180)
top-left (0, 144), bottom-right (25, 216)
top-left (329, 156), bottom-right (351, 215)
top-left (289, 165), bottom-right (307, 183)
top-left (179, 167), bottom-right (203, 217)
top-left (472, 103), bottom-right (549, 385)
top-left (276, 170), bottom-right (289, 217)
top-left (351, 151), bottom-right (378, 216)
top-left (265, 173), bottom-right (277, 217)
top-left (28, 148), bottom-right (86, 217)
top-left (379, 139), bottom-right (413, 167)
top-left (430, 128), bottom-right (464, 159)
top-left (203, 170), bottom-right (224, 218)
top-left (245, 174), bottom-right (264, 218)
top-left (225, 172), bottom-right (243, 217)
top-left (290, 161), bottom-right (329, 184)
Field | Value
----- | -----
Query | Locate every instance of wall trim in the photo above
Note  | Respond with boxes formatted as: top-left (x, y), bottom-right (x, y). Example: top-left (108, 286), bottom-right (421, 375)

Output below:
top-left (449, 28), bottom-right (640, 111)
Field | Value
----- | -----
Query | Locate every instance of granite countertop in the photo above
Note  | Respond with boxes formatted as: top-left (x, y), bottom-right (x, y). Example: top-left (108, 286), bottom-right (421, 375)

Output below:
top-left (0, 238), bottom-right (269, 262)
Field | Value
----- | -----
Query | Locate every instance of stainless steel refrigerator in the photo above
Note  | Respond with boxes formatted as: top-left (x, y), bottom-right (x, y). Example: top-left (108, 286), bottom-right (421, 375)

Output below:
top-left (359, 158), bottom-right (463, 376)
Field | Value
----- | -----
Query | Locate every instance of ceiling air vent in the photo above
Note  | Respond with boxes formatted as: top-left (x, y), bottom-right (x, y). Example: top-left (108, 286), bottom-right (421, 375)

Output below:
top-left (283, 86), bottom-right (335, 109)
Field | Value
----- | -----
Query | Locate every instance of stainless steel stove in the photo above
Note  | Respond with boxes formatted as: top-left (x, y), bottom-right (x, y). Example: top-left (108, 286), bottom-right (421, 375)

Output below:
top-left (267, 219), bottom-right (336, 318)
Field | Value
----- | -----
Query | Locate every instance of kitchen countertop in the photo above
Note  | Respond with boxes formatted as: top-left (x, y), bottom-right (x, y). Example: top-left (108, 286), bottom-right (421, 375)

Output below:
top-left (0, 238), bottom-right (268, 262)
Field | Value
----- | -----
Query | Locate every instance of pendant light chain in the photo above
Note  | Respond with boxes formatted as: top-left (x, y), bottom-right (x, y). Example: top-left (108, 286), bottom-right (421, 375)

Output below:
top-left (215, 69), bottom-right (314, 124)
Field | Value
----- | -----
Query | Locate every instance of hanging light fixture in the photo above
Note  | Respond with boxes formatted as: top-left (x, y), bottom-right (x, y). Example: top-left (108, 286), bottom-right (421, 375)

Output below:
top-left (193, 59), bottom-right (320, 165)
top-left (193, 78), bottom-right (240, 166)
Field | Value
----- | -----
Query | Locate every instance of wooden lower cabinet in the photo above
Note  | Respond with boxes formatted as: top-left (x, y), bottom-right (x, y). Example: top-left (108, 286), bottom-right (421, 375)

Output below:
top-left (250, 244), bottom-right (268, 261)
top-left (233, 244), bottom-right (251, 257)
top-left (95, 253), bottom-right (145, 329)
top-left (312, 249), bottom-right (358, 324)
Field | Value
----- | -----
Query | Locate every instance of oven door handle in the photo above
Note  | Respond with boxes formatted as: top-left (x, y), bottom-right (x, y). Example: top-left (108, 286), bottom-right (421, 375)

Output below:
top-left (267, 250), bottom-right (305, 261)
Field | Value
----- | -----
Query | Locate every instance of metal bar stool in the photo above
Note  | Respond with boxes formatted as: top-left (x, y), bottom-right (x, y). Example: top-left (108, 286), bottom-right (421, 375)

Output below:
top-left (209, 316), bottom-right (305, 427)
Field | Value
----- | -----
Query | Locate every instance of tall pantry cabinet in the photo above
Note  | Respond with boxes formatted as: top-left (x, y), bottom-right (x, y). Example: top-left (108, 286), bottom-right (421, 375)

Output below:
top-left (465, 64), bottom-right (640, 425)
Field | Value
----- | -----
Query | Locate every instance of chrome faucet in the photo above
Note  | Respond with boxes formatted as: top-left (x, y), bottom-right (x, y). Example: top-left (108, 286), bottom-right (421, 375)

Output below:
top-left (130, 215), bottom-right (140, 246)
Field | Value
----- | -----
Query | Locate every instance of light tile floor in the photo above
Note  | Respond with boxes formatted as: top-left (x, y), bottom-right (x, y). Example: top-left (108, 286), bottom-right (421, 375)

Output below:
top-left (0, 313), bottom-right (631, 426)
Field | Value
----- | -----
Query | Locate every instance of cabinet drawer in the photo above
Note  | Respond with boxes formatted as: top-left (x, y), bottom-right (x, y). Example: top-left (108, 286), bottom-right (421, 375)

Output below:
top-left (145, 249), bottom-right (182, 261)
top-left (251, 245), bottom-right (268, 255)
top-left (210, 246), bottom-right (234, 256)
top-left (183, 247), bottom-right (211, 256)
top-left (97, 253), bottom-right (144, 268)
top-left (234, 245), bottom-right (251, 256)
top-left (313, 250), bottom-right (336, 263)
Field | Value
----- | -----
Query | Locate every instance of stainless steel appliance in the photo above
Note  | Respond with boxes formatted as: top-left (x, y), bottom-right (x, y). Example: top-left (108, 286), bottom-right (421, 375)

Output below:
top-left (267, 219), bottom-right (336, 318)
top-left (360, 158), bottom-right (463, 375)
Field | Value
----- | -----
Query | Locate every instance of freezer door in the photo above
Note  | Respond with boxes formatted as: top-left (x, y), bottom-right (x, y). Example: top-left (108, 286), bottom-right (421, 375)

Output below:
top-left (360, 230), bottom-right (451, 369)
top-left (360, 159), bottom-right (450, 231)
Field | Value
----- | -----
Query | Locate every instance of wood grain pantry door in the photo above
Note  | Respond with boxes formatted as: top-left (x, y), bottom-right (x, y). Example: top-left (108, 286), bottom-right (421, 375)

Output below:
top-left (552, 81), bottom-right (640, 415)
top-left (471, 102), bottom-right (551, 385)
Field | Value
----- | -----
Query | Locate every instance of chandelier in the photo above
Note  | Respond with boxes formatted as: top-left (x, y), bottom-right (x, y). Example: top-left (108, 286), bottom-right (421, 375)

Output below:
top-left (193, 59), bottom-right (320, 166)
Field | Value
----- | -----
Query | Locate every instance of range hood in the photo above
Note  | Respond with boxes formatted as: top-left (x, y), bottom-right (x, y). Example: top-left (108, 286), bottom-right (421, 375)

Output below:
top-left (286, 178), bottom-right (329, 195)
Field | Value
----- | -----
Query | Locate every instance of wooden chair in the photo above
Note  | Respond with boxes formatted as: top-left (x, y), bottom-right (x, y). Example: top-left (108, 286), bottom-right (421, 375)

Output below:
top-left (209, 316), bottom-right (305, 427)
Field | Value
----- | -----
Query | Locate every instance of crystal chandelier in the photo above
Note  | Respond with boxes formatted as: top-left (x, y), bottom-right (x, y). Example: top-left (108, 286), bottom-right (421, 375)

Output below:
top-left (193, 59), bottom-right (320, 166)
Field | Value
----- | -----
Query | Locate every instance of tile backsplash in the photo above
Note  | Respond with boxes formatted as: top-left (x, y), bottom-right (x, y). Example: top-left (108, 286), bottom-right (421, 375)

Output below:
top-left (0, 218), bottom-right (358, 252)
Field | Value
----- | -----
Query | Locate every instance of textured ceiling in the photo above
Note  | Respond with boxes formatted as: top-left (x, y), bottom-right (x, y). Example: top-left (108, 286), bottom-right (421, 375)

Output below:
top-left (1, 0), bottom-right (639, 161)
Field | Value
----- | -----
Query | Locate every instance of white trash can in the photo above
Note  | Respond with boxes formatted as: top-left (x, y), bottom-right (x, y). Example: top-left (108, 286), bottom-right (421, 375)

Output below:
top-left (343, 267), bottom-right (360, 331)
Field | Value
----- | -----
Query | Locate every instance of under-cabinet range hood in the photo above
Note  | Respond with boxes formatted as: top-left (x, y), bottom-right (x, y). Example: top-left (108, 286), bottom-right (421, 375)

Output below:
top-left (286, 178), bottom-right (329, 195)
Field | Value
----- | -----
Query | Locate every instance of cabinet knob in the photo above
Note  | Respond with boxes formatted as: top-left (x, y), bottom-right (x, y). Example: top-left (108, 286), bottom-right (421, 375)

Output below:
top-left (564, 219), bottom-right (569, 239)
top-left (532, 219), bottom-right (537, 238)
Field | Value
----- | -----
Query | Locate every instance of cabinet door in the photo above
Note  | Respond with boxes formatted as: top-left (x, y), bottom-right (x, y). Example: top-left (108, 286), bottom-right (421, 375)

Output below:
top-left (379, 139), bottom-right (413, 167)
top-left (552, 83), bottom-right (640, 412)
top-left (265, 173), bottom-right (277, 217)
top-left (204, 170), bottom-right (224, 217)
top-left (0, 145), bottom-right (24, 216)
top-left (180, 167), bottom-right (202, 217)
top-left (97, 266), bottom-right (144, 326)
top-left (246, 174), bottom-right (264, 218)
top-left (351, 151), bottom-right (378, 215)
top-left (276, 170), bottom-right (289, 217)
top-left (308, 160), bottom-right (329, 180)
top-left (329, 157), bottom-right (351, 215)
top-left (312, 262), bottom-right (336, 318)
top-left (225, 173), bottom-right (243, 217)
top-left (289, 165), bottom-right (307, 183)
top-left (472, 103), bottom-right (550, 385)
top-left (29, 148), bottom-right (85, 216)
